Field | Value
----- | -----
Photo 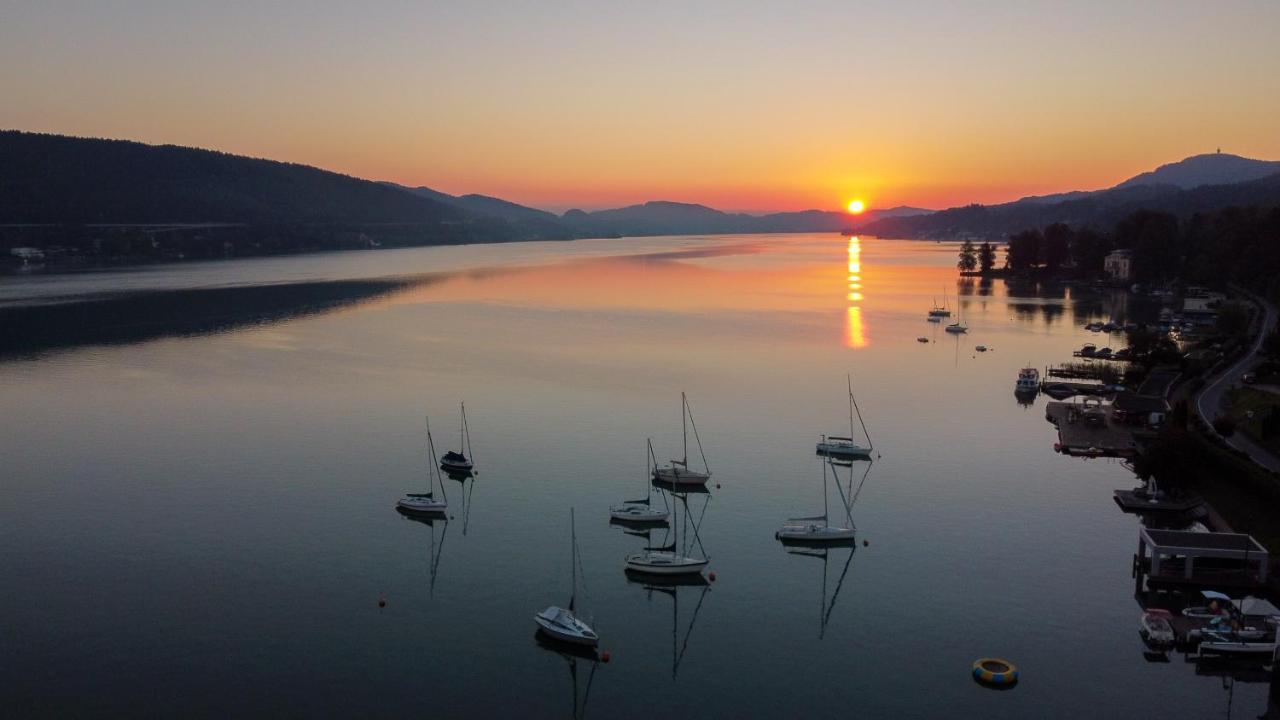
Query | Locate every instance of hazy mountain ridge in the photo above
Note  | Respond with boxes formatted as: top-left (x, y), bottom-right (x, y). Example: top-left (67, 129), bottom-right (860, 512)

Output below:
top-left (857, 153), bottom-right (1280, 239)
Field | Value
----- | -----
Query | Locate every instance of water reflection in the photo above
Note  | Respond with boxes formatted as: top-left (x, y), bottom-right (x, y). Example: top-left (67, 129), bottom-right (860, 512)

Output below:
top-left (844, 237), bottom-right (868, 348)
top-left (625, 571), bottom-right (712, 680)
top-left (397, 511), bottom-right (449, 596)
top-left (534, 632), bottom-right (600, 719)
top-left (782, 544), bottom-right (857, 639)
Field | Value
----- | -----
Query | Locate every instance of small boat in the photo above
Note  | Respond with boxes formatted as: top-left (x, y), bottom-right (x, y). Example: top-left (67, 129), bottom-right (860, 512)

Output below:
top-left (927, 288), bottom-right (952, 318)
top-left (926, 316), bottom-right (941, 323)
top-left (440, 402), bottom-right (475, 473)
top-left (625, 494), bottom-right (709, 576)
top-left (816, 376), bottom-right (873, 459)
top-left (1079, 343), bottom-right (1097, 357)
top-left (1139, 609), bottom-right (1175, 649)
top-left (652, 393), bottom-right (711, 486)
top-left (1183, 590), bottom-right (1235, 619)
top-left (975, 345), bottom-right (988, 352)
top-left (1096, 347), bottom-right (1113, 358)
top-left (917, 337), bottom-right (929, 343)
top-left (1085, 322), bottom-right (1104, 332)
top-left (535, 509), bottom-right (599, 647)
top-left (776, 458), bottom-right (856, 543)
top-left (1015, 367), bottom-right (1040, 394)
top-left (610, 439), bottom-right (670, 523)
top-left (1197, 633), bottom-right (1278, 657)
top-left (397, 417), bottom-right (448, 515)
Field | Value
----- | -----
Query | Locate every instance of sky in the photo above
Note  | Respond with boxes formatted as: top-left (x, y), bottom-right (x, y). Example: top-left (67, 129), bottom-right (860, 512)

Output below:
top-left (2, 1), bottom-right (1279, 213)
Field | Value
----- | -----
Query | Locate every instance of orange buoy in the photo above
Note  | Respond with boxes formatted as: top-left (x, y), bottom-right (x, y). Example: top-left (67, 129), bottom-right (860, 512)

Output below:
top-left (601, 650), bottom-right (612, 663)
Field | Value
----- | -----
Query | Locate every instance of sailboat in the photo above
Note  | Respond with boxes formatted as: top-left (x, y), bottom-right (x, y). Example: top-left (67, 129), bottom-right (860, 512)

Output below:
top-left (535, 508), bottom-right (600, 647)
top-left (928, 287), bottom-right (951, 319)
top-left (625, 493), bottom-right (709, 576)
top-left (816, 376), bottom-right (873, 459)
top-left (440, 402), bottom-right (475, 473)
top-left (610, 439), bottom-right (670, 523)
top-left (396, 416), bottom-right (448, 514)
top-left (652, 393), bottom-right (711, 486)
top-left (945, 294), bottom-right (968, 333)
top-left (777, 457), bottom-right (857, 542)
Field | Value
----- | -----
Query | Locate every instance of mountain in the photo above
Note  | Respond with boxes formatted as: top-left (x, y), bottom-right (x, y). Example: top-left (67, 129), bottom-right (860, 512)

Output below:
top-left (383, 183), bottom-right (561, 224)
top-left (0, 131), bottom-right (466, 225)
top-left (857, 172), bottom-right (1280, 240)
top-left (558, 201), bottom-right (931, 237)
top-left (857, 153), bottom-right (1280, 240)
top-left (1115, 153), bottom-right (1280, 191)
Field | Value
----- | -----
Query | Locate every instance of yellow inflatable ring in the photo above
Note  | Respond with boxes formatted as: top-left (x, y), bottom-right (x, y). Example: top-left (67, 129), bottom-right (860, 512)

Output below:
top-left (972, 658), bottom-right (1018, 685)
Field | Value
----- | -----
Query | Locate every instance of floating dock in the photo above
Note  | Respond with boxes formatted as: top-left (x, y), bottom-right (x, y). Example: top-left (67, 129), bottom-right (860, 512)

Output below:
top-left (1045, 401), bottom-right (1139, 457)
top-left (1113, 489), bottom-right (1205, 514)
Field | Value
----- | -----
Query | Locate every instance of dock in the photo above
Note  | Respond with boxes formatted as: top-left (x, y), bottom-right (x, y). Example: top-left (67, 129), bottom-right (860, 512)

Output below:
top-left (1045, 401), bottom-right (1139, 457)
top-left (1113, 489), bottom-right (1205, 514)
top-left (1134, 527), bottom-right (1270, 591)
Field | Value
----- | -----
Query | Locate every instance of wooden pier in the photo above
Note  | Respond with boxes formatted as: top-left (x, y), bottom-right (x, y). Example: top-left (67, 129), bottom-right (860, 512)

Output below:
top-left (1045, 401), bottom-right (1139, 457)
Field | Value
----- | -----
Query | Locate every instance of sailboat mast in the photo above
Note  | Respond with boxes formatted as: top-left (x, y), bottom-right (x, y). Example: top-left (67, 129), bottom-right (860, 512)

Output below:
top-left (822, 459), bottom-right (829, 524)
top-left (681, 392), bottom-right (688, 465)
top-left (846, 375), bottom-right (855, 440)
top-left (570, 507), bottom-right (577, 611)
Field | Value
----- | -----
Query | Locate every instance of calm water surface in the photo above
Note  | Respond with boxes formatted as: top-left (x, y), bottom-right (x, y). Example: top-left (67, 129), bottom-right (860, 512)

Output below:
top-left (1, 234), bottom-right (1270, 717)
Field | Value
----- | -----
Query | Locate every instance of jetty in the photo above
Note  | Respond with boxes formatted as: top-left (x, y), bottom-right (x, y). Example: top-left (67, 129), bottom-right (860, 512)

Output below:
top-left (1045, 400), bottom-right (1140, 457)
top-left (1134, 527), bottom-right (1270, 591)
top-left (1113, 488), bottom-right (1205, 514)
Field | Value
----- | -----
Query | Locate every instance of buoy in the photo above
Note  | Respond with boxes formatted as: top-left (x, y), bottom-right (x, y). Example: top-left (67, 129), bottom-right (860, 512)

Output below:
top-left (716, 484), bottom-right (721, 489)
top-left (972, 658), bottom-right (1018, 686)
top-left (863, 539), bottom-right (869, 547)
top-left (378, 595), bottom-right (386, 608)
top-left (601, 650), bottom-right (612, 663)
top-left (708, 571), bottom-right (717, 582)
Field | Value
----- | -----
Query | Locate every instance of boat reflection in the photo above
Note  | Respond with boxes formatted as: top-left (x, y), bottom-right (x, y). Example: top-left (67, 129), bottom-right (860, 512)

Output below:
top-left (534, 631), bottom-right (600, 720)
top-left (625, 570), bottom-right (712, 679)
top-left (444, 470), bottom-right (478, 535)
top-left (782, 543), bottom-right (858, 639)
top-left (396, 509), bottom-right (450, 596)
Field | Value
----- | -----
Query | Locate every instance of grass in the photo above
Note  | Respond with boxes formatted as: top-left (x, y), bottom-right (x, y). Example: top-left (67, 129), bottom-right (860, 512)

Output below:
top-left (1225, 387), bottom-right (1280, 456)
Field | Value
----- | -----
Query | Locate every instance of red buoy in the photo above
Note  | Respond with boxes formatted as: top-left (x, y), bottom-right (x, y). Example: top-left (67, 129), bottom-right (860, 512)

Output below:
top-left (708, 571), bottom-right (717, 582)
top-left (378, 593), bottom-right (387, 608)
top-left (601, 650), bottom-right (612, 663)
top-left (863, 539), bottom-right (869, 547)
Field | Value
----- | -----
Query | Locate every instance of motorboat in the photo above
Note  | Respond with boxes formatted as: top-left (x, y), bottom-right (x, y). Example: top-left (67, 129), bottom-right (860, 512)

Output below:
top-left (652, 393), bottom-right (712, 486)
top-left (1015, 367), bottom-right (1040, 393)
top-left (440, 402), bottom-right (475, 473)
top-left (816, 376), bottom-right (873, 459)
top-left (397, 416), bottom-right (448, 515)
top-left (1139, 609), bottom-right (1175, 649)
top-left (535, 509), bottom-right (599, 647)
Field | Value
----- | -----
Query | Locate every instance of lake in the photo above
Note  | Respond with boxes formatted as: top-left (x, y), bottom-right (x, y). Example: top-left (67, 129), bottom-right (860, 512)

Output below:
top-left (1, 234), bottom-right (1271, 718)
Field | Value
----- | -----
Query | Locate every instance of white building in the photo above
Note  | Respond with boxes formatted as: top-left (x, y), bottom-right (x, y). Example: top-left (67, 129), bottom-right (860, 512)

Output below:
top-left (1104, 249), bottom-right (1133, 282)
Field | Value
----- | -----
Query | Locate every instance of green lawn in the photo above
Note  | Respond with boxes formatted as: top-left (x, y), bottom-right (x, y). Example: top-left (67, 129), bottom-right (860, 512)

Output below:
top-left (1226, 387), bottom-right (1280, 456)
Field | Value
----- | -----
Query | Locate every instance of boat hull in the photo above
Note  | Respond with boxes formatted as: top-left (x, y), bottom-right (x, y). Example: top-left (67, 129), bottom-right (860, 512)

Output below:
top-left (652, 468), bottom-right (709, 485)
top-left (625, 551), bottom-right (708, 576)
top-left (609, 505), bottom-right (669, 523)
top-left (815, 442), bottom-right (871, 459)
top-left (534, 608), bottom-right (598, 647)
top-left (396, 497), bottom-right (447, 514)
top-left (776, 524), bottom-right (856, 542)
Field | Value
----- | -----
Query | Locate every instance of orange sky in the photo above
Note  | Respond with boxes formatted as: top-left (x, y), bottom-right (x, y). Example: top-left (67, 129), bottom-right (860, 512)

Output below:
top-left (2, 3), bottom-right (1278, 213)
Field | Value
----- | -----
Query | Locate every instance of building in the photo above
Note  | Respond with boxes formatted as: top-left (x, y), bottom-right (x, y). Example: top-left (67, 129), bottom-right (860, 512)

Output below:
top-left (1112, 391), bottom-right (1169, 427)
top-left (1104, 249), bottom-right (1133, 282)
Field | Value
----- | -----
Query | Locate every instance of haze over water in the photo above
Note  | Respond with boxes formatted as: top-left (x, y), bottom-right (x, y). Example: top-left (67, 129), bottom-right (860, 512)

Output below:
top-left (1, 235), bottom-right (1267, 717)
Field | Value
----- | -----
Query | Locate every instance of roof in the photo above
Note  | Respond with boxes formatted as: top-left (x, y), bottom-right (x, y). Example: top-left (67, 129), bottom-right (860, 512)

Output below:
top-left (1141, 528), bottom-right (1269, 555)
top-left (1113, 392), bottom-right (1170, 414)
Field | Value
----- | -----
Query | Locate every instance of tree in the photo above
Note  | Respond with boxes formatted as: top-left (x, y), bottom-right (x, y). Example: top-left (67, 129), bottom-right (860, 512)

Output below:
top-left (1006, 229), bottom-right (1042, 271)
top-left (957, 239), bottom-right (977, 272)
top-left (978, 242), bottom-right (996, 273)
top-left (1069, 227), bottom-right (1111, 273)
top-left (1041, 222), bottom-right (1072, 270)
top-left (1115, 210), bottom-right (1179, 283)
top-left (1215, 302), bottom-right (1250, 336)
top-left (1263, 328), bottom-right (1280, 359)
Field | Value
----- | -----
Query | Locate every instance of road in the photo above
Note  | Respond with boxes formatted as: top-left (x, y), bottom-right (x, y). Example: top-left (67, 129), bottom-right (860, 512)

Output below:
top-left (1194, 292), bottom-right (1280, 472)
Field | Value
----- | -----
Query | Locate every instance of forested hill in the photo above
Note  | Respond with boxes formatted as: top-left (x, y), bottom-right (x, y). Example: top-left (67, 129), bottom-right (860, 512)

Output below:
top-left (0, 131), bottom-right (466, 224)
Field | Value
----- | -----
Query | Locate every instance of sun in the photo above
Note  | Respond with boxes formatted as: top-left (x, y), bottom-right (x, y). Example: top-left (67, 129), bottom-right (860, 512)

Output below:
top-left (847, 199), bottom-right (866, 214)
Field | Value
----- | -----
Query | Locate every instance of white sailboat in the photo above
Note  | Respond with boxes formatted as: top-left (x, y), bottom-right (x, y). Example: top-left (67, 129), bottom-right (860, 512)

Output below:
top-left (945, 294), bottom-right (968, 333)
top-left (928, 287), bottom-right (951, 318)
top-left (777, 457), bottom-right (857, 542)
top-left (625, 494), bottom-right (709, 576)
top-left (397, 416), bottom-right (448, 514)
top-left (610, 439), bottom-right (670, 523)
top-left (652, 393), bottom-right (711, 486)
top-left (816, 376), bottom-right (873, 459)
top-left (440, 402), bottom-right (475, 473)
top-left (535, 508), bottom-right (600, 647)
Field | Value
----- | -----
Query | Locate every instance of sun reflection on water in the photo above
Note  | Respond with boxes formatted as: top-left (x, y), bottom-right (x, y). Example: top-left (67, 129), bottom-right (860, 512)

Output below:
top-left (844, 236), bottom-right (867, 348)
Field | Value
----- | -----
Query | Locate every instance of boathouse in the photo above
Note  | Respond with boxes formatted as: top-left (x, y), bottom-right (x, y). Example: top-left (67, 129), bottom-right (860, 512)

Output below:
top-left (1112, 392), bottom-right (1169, 427)
top-left (1137, 527), bottom-right (1269, 589)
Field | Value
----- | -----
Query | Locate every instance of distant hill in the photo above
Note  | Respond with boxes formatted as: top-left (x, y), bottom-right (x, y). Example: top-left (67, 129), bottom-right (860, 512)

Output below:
top-left (0, 131), bottom-right (466, 225)
top-left (558, 201), bottom-right (930, 237)
top-left (383, 182), bottom-right (573, 240)
top-left (857, 152), bottom-right (1280, 240)
top-left (1115, 153), bottom-right (1280, 191)
top-left (857, 172), bottom-right (1280, 240)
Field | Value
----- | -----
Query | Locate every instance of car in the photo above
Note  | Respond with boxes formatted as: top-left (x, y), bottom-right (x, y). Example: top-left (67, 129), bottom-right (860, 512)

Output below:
top-left (1242, 373), bottom-right (1257, 384)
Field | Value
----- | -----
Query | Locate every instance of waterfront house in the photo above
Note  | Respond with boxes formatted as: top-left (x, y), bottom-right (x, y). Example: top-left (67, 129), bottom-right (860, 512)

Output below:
top-left (1112, 391), bottom-right (1169, 427)
top-left (1104, 249), bottom-right (1133, 282)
